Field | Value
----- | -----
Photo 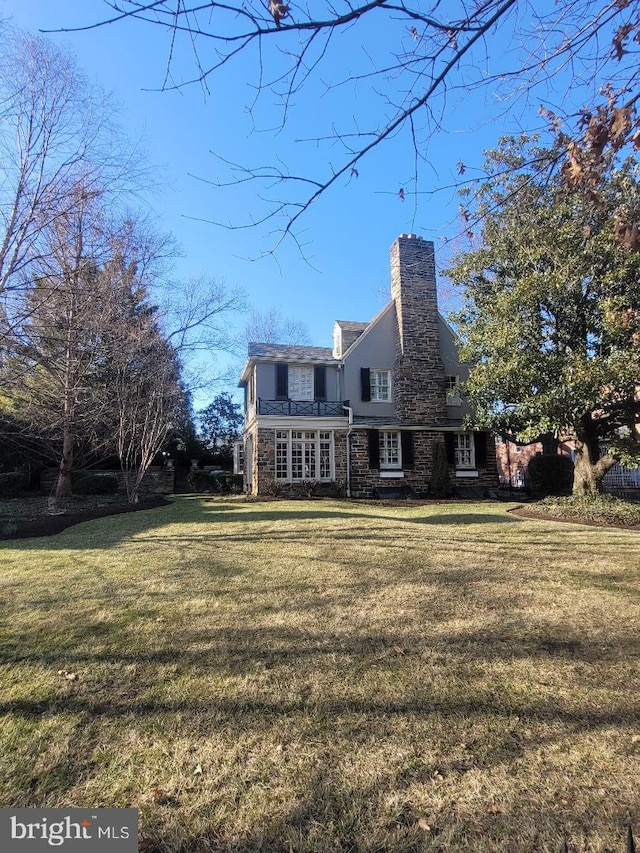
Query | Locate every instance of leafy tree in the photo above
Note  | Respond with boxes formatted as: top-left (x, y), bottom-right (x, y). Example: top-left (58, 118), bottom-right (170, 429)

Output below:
top-left (446, 137), bottom-right (640, 495)
top-left (198, 393), bottom-right (243, 461)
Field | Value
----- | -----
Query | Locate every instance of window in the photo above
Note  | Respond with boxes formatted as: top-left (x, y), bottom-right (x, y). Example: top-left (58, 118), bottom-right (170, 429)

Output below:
top-left (233, 442), bottom-right (244, 475)
top-left (446, 375), bottom-right (461, 405)
top-left (379, 431), bottom-right (401, 469)
top-left (454, 432), bottom-right (475, 469)
top-left (275, 430), bottom-right (334, 481)
top-left (288, 367), bottom-right (314, 401)
top-left (370, 369), bottom-right (391, 402)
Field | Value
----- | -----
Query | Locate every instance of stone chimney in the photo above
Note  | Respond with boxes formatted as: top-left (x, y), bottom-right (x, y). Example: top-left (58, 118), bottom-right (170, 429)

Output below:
top-left (390, 234), bottom-right (447, 424)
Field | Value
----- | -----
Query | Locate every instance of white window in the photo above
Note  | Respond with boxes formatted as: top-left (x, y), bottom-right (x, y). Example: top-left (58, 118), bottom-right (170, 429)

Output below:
top-left (233, 441), bottom-right (244, 475)
top-left (275, 430), bottom-right (334, 481)
top-left (288, 367), bottom-right (314, 401)
top-left (446, 375), bottom-right (461, 405)
top-left (370, 369), bottom-right (391, 402)
top-left (454, 432), bottom-right (475, 469)
top-left (380, 431), bottom-right (401, 469)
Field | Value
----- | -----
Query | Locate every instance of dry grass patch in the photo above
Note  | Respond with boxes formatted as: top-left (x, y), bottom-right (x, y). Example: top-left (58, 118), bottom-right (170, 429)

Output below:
top-left (0, 496), bottom-right (639, 851)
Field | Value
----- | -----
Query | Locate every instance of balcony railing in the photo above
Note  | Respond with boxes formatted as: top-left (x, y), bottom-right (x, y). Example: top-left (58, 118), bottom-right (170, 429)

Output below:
top-left (258, 398), bottom-right (349, 417)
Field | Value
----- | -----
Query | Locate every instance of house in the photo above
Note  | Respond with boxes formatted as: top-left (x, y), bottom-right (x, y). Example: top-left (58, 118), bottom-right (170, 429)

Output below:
top-left (237, 234), bottom-right (498, 498)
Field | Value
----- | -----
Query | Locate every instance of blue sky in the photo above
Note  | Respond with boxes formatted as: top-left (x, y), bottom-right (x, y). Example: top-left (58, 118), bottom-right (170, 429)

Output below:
top-left (0, 1), bottom-right (607, 404)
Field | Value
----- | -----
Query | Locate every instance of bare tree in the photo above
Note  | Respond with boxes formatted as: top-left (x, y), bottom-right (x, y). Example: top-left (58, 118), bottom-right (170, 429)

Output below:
top-left (59, 1), bottom-right (640, 249)
top-left (243, 307), bottom-right (310, 345)
top-left (0, 28), bottom-right (134, 327)
top-left (109, 320), bottom-right (183, 504)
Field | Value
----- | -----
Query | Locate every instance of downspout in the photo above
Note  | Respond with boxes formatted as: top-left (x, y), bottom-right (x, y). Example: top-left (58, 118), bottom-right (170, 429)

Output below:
top-left (343, 404), bottom-right (354, 498)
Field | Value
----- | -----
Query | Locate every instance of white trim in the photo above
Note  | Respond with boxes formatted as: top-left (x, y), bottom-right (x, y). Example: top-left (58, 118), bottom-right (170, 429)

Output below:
top-left (380, 470), bottom-right (405, 479)
top-left (251, 415), bottom-right (348, 431)
top-left (455, 470), bottom-right (479, 478)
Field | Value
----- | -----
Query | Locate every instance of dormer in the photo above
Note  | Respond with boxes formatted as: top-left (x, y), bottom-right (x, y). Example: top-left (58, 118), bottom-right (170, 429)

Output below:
top-left (332, 320), bottom-right (368, 358)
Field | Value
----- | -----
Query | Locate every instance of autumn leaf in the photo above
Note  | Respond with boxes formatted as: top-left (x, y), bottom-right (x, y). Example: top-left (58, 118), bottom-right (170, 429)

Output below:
top-left (418, 819), bottom-right (431, 831)
top-left (193, 764), bottom-right (203, 775)
top-left (410, 26), bottom-right (418, 40)
top-left (350, 167), bottom-right (359, 178)
top-left (487, 805), bottom-right (502, 815)
top-left (393, 645), bottom-right (406, 655)
top-left (398, 187), bottom-right (405, 201)
top-left (153, 788), bottom-right (172, 805)
top-left (457, 160), bottom-right (466, 175)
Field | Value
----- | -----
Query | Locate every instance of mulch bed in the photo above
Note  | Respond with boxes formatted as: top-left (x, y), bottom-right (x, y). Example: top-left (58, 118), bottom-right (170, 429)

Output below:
top-left (0, 496), bottom-right (171, 541)
top-left (508, 504), bottom-right (640, 530)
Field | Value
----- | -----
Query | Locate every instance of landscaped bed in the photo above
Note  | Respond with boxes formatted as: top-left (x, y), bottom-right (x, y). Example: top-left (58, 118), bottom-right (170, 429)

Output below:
top-left (0, 496), bottom-right (638, 851)
top-left (0, 493), bottom-right (170, 539)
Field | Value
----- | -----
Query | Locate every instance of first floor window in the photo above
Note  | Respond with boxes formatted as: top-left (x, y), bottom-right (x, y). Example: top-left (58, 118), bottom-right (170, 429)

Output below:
top-left (379, 431), bottom-right (401, 468)
top-left (233, 441), bottom-right (244, 475)
top-left (275, 430), bottom-right (334, 481)
top-left (454, 432), bottom-right (474, 469)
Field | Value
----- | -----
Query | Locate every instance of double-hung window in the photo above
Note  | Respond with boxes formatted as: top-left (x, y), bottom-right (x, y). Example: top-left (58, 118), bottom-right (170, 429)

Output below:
top-left (379, 431), bottom-right (401, 469)
top-left (454, 432), bottom-right (475, 469)
top-left (446, 374), bottom-right (461, 405)
top-left (275, 430), bottom-right (334, 481)
top-left (370, 369), bottom-right (391, 402)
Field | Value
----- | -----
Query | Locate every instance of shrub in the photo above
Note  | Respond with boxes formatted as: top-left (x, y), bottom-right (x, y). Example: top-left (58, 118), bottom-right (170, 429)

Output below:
top-left (526, 454), bottom-right (574, 496)
top-left (0, 471), bottom-right (28, 494)
top-left (431, 440), bottom-right (452, 497)
top-left (72, 474), bottom-right (119, 495)
top-left (212, 472), bottom-right (244, 494)
top-left (534, 493), bottom-right (640, 526)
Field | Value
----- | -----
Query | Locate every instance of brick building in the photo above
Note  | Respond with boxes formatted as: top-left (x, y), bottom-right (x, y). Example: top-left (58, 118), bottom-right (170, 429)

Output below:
top-left (237, 235), bottom-right (498, 498)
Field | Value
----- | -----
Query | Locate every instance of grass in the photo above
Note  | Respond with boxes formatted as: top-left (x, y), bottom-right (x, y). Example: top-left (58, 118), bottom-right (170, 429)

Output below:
top-left (0, 495), bottom-right (639, 852)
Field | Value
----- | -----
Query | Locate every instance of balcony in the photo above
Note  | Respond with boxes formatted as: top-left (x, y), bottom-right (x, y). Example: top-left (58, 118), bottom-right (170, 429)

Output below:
top-left (257, 398), bottom-right (349, 417)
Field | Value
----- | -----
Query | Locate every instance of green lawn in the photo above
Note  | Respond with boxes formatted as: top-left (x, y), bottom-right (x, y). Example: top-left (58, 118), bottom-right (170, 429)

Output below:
top-left (1, 496), bottom-right (638, 852)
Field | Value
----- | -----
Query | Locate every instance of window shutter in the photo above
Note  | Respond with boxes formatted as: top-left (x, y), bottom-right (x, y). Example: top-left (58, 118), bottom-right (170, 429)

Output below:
top-left (367, 429), bottom-right (380, 469)
top-left (314, 366), bottom-right (326, 401)
top-left (444, 433), bottom-right (455, 465)
top-left (400, 431), bottom-right (414, 468)
top-left (474, 432), bottom-right (487, 468)
top-left (360, 368), bottom-right (371, 402)
top-left (276, 364), bottom-right (288, 399)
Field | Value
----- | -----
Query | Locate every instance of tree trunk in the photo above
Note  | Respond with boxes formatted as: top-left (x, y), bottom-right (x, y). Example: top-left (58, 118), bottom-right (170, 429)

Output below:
top-left (572, 424), bottom-right (617, 495)
top-left (55, 420), bottom-right (74, 499)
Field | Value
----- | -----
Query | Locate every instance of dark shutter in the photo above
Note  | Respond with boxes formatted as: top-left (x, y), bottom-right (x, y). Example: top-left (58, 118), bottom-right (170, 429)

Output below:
top-left (314, 366), bottom-right (326, 401)
top-left (368, 429), bottom-right (380, 469)
top-left (444, 432), bottom-right (455, 465)
top-left (474, 432), bottom-right (487, 469)
top-left (360, 368), bottom-right (371, 402)
top-left (276, 364), bottom-right (288, 399)
top-left (400, 431), bottom-right (414, 468)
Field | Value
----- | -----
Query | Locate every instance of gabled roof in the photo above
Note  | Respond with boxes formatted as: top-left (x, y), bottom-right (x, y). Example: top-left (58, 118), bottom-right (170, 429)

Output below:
top-left (239, 342), bottom-right (337, 384)
top-left (334, 320), bottom-right (368, 332)
top-left (247, 342), bottom-right (334, 361)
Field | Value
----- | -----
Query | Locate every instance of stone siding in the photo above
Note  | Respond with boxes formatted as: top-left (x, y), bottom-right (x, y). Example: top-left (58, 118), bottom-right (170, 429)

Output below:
top-left (390, 236), bottom-right (448, 425)
top-left (349, 429), bottom-right (498, 499)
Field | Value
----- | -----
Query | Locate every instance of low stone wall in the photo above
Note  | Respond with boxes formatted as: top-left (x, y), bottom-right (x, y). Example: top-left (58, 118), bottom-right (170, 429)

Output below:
top-left (41, 466), bottom-right (175, 496)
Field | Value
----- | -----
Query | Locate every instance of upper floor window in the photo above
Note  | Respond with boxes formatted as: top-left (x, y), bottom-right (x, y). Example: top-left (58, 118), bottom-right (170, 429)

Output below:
top-left (446, 374), bottom-right (461, 405)
top-left (288, 366), bottom-right (314, 401)
top-left (370, 369), bottom-right (391, 402)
